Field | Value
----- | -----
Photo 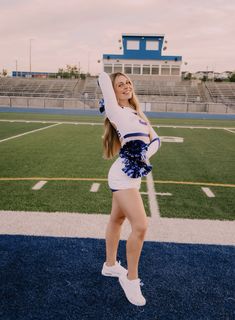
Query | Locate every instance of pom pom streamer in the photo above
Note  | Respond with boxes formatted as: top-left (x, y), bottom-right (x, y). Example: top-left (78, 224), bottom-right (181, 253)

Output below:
top-left (99, 98), bottom-right (105, 113)
top-left (119, 140), bottom-right (152, 178)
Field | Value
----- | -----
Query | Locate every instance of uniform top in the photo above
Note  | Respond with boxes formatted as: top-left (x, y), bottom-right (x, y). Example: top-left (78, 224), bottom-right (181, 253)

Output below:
top-left (98, 72), bottom-right (161, 159)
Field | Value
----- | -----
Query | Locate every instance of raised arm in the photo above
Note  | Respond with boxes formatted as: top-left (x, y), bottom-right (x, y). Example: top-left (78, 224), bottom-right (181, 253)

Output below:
top-left (98, 72), bottom-right (122, 122)
top-left (146, 126), bottom-right (161, 159)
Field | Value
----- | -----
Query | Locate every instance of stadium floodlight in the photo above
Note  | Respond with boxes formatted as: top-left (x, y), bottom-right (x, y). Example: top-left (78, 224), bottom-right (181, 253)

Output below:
top-left (15, 59), bottom-right (18, 76)
top-left (29, 38), bottom-right (35, 74)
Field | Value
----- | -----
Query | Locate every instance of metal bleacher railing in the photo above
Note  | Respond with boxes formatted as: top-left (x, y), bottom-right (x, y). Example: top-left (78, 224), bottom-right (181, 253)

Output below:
top-left (0, 77), bottom-right (234, 114)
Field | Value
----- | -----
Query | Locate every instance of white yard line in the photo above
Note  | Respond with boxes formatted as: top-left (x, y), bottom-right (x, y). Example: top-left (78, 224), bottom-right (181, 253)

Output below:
top-left (152, 125), bottom-right (235, 130)
top-left (0, 123), bottom-right (61, 143)
top-left (32, 181), bottom-right (48, 190)
top-left (140, 191), bottom-right (172, 196)
top-left (201, 187), bottom-right (215, 198)
top-left (146, 171), bottom-right (161, 220)
top-left (0, 119), bottom-right (103, 126)
top-left (90, 183), bottom-right (100, 192)
top-left (0, 119), bottom-right (234, 130)
top-left (224, 128), bottom-right (235, 134)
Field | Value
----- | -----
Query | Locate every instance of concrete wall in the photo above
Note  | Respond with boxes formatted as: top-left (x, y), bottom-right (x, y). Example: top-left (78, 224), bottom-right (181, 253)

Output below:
top-left (0, 95), bottom-right (234, 114)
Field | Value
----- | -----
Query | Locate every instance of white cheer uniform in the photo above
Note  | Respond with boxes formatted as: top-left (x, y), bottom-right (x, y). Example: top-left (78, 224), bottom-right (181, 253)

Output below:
top-left (98, 72), bottom-right (161, 191)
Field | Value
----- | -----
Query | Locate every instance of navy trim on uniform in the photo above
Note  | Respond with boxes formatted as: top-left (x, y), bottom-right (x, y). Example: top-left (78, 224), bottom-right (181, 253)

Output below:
top-left (110, 188), bottom-right (119, 192)
top-left (139, 119), bottom-right (148, 125)
top-left (123, 132), bottom-right (150, 139)
top-left (149, 137), bottom-right (160, 146)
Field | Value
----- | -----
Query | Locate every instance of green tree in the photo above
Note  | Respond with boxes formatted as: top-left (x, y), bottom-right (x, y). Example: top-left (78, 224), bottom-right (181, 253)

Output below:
top-left (1, 69), bottom-right (8, 77)
top-left (57, 65), bottom-right (82, 79)
top-left (229, 73), bottom-right (235, 82)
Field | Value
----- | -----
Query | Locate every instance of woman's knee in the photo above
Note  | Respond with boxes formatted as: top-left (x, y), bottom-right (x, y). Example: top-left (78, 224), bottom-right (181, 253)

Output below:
top-left (132, 220), bottom-right (148, 237)
top-left (110, 215), bottom-right (126, 226)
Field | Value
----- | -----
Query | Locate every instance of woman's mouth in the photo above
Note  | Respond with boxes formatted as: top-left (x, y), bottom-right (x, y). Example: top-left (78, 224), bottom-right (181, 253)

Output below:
top-left (123, 90), bottom-right (131, 94)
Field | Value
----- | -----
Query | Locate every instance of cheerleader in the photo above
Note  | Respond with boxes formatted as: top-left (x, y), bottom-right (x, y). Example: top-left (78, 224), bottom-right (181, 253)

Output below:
top-left (98, 71), bottom-right (160, 306)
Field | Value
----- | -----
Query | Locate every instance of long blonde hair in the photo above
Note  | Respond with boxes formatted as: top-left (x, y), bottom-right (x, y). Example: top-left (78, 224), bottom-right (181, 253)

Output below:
top-left (103, 72), bottom-right (151, 159)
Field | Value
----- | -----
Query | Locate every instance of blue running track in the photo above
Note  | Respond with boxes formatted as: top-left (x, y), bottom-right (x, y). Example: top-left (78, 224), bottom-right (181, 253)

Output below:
top-left (0, 235), bottom-right (234, 320)
top-left (1, 106), bottom-right (235, 120)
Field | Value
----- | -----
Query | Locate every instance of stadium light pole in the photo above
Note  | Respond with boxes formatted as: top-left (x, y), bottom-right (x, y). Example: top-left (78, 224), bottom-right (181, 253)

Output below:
top-left (29, 38), bottom-right (34, 75)
top-left (87, 52), bottom-right (90, 75)
top-left (15, 59), bottom-right (18, 77)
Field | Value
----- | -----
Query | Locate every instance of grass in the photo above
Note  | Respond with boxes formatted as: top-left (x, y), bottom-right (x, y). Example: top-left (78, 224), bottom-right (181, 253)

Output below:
top-left (0, 112), bottom-right (234, 220)
top-left (156, 184), bottom-right (235, 220)
top-left (0, 180), bottom-right (150, 215)
top-left (150, 127), bottom-right (235, 184)
top-left (0, 122), bottom-right (54, 140)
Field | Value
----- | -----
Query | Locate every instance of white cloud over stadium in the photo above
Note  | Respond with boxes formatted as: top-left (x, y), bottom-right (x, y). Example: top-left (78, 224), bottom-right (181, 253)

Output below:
top-left (0, 0), bottom-right (234, 75)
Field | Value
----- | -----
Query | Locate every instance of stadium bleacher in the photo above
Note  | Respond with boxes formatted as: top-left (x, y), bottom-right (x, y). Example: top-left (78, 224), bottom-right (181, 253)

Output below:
top-left (205, 82), bottom-right (235, 104)
top-left (0, 78), bottom-right (79, 98)
top-left (0, 76), bottom-right (235, 107)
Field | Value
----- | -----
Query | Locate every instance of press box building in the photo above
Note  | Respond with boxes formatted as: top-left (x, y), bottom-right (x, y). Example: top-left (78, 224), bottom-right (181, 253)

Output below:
top-left (102, 33), bottom-right (182, 79)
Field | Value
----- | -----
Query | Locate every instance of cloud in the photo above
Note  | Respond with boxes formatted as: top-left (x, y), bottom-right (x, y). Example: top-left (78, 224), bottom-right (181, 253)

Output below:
top-left (0, 0), bottom-right (234, 73)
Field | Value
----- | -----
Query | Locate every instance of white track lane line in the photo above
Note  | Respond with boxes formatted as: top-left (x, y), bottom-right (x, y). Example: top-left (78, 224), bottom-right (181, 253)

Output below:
top-left (0, 123), bottom-right (61, 143)
top-left (201, 187), bottom-right (215, 198)
top-left (32, 181), bottom-right (48, 190)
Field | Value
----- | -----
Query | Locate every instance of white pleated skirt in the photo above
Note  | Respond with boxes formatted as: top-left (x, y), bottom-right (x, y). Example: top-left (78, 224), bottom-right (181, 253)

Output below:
top-left (108, 157), bottom-right (141, 191)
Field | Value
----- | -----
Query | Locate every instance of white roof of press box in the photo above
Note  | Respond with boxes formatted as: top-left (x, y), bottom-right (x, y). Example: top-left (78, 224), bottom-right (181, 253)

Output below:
top-left (122, 33), bottom-right (165, 37)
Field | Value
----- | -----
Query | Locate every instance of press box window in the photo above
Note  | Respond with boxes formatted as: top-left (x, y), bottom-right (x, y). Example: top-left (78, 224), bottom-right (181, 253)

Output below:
top-left (171, 66), bottom-right (180, 75)
top-left (133, 65), bottom-right (141, 74)
top-left (161, 65), bottom-right (170, 75)
top-left (146, 41), bottom-right (159, 51)
top-left (127, 40), bottom-right (140, 50)
top-left (143, 65), bottom-right (150, 75)
top-left (124, 64), bottom-right (132, 74)
top-left (114, 64), bottom-right (122, 73)
top-left (152, 65), bottom-right (159, 75)
top-left (104, 64), bottom-right (112, 73)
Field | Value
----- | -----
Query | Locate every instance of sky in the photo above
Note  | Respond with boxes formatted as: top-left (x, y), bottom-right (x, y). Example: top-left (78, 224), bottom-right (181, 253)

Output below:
top-left (0, 0), bottom-right (235, 75)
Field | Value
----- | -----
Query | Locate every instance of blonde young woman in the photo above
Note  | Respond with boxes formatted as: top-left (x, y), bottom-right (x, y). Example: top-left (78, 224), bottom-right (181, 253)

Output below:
top-left (98, 71), bottom-right (161, 306)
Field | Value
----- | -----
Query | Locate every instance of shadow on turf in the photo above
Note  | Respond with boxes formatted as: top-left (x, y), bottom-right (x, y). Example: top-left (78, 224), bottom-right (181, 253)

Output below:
top-left (0, 235), bottom-right (234, 320)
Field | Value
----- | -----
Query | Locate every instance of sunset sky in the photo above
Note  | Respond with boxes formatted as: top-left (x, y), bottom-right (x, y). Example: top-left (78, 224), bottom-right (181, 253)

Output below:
top-left (1, 0), bottom-right (234, 75)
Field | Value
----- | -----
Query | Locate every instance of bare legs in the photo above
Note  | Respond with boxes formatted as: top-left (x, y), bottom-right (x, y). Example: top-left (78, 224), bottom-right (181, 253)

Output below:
top-left (105, 189), bottom-right (148, 280)
top-left (105, 196), bottom-right (125, 266)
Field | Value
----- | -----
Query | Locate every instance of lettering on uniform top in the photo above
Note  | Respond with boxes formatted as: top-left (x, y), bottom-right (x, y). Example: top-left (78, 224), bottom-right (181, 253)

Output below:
top-left (139, 119), bottom-right (148, 126)
top-left (116, 129), bottom-right (121, 138)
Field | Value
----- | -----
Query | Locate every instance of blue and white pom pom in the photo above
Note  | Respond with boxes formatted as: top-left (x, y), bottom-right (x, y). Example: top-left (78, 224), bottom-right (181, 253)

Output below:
top-left (99, 98), bottom-right (105, 113)
top-left (119, 140), bottom-right (152, 178)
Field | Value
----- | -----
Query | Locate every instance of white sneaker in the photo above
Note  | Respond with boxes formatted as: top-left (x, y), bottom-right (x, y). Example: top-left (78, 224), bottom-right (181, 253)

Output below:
top-left (101, 261), bottom-right (128, 277)
top-left (119, 274), bottom-right (146, 306)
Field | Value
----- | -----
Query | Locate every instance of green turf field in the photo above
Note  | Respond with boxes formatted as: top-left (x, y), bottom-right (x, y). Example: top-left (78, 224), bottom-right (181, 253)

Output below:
top-left (0, 112), bottom-right (234, 220)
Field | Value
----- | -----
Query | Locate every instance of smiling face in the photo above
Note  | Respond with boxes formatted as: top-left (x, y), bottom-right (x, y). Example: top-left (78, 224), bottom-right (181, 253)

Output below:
top-left (113, 74), bottom-right (133, 105)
